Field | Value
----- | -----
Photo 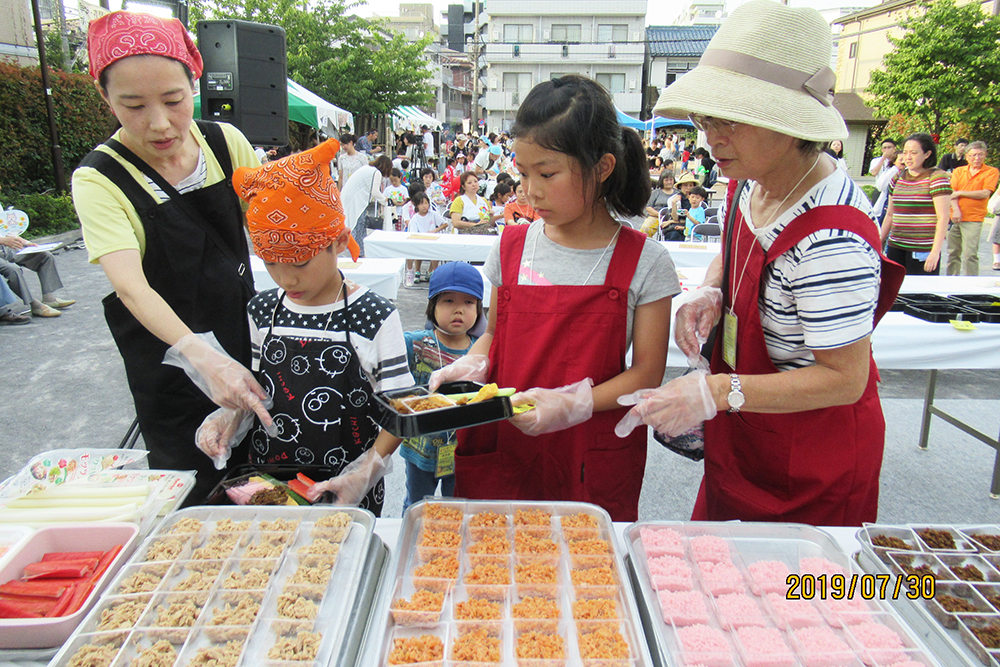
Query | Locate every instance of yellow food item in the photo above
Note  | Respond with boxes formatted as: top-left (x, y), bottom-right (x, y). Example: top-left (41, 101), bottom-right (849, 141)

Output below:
top-left (468, 383), bottom-right (499, 404)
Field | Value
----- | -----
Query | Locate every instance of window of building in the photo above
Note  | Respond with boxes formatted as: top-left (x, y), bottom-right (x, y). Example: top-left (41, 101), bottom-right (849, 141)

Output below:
top-left (597, 24), bottom-right (628, 42)
top-left (551, 24), bottom-right (582, 43)
top-left (848, 41), bottom-right (858, 58)
top-left (595, 73), bottom-right (625, 93)
top-left (550, 72), bottom-right (566, 80)
top-left (503, 24), bottom-right (533, 43)
top-left (503, 72), bottom-right (532, 92)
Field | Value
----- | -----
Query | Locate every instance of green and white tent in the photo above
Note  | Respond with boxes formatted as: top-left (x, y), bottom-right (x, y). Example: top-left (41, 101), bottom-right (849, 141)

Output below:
top-left (194, 79), bottom-right (354, 135)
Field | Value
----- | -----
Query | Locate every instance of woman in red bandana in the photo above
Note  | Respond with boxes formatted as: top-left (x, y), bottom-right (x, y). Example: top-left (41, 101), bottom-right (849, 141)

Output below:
top-left (72, 11), bottom-right (271, 502)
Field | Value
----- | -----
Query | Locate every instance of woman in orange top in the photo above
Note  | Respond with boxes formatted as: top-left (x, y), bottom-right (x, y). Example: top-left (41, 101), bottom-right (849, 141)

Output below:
top-left (503, 180), bottom-right (538, 224)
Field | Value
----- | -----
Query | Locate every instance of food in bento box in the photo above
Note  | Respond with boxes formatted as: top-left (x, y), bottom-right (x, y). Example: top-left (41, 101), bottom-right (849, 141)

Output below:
top-left (419, 530), bottom-right (462, 549)
top-left (387, 634), bottom-right (445, 664)
top-left (189, 640), bottom-right (244, 667)
top-left (192, 535), bottom-right (239, 560)
top-left (259, 518), bottom-right (300, 532)
top-left (713, 593), bottom-right (767, 629)
top-left (578, 626), bottom-right (630, 659)
top-left (572, 597), bottom-right (618, 619)
top-left (144, 539), bottom-right (186, 562)
top-left (871, 534), bottom-right (913, 550)
top-left (455, 597), bottom-right (502, 620)
top-left (657, 589), bottom-right (710, 625)
top-left (210, 594), bottom-right (261, 625)
top-left (423, 503), bottom-right (464, 524)
top-left (567, 538), bottom-right (612, 555)
top-left (469, 511), bottom-right (507, 528)
top-left (823, 595), bottom-right (872, 625)
top-left (647, 555), bottom-right (693, 591)
top-left (916, 528), bottom-right (957, 550)
top-left (690, 535), bottom-right (731, 563)
top-left (413, 555), bottom-right (460, 580)
top-left (848, 620), bottom-right (907, 662)
top-left (67, 643), bottom-right (119, 667)
top-left (268, 631), bottom-right (322, 660)
top-left (969, 533), bottom-right (1000, 551)
top-left (513, 509), bottom-right (551, 526)
top-left (164, 518), bottom-right (203, 534)
top-left (676, 624), bottom-right (730, 661)
top-left (697, 560), bottom-right (746, 594)
top-left (514, 532), bottom-right (558, 554)
top-left (982, 591), bottom-right (1000, 611)
top-left (515, 631), bottom-right (565, 659)
top-left (512, 596), bottom-right (560, 619)
top-left (276, 592), bottom-right (318, 619)
top-left (766, 593), bottom-right (822, 628)
top-left (747, 560), bottom-right (792, 594)
top-left (735, 626), bottom-right (795, 666)
top-left (155, 598), bottom-right (203, 627)
top-left (561, 512), bottom-right (598, 530)
top-left (515, 562), bottom-right (557, 584)
top-left (951, 563), bottom-right (986, 581)
top-left (119, 570), bottom-right (164, 594)
top-left (937, 594), bottom-right (978, 612)
top-left (391, 590), bottom-right (445, 623)
top-left (314, 512), bottom-right (351, 528)
top-left (391, 393), bottom-right (456, 414)
top-left (244, 534), bottom-right (290, 558)
top-left (571, 566), bottom-right (615, 587)
top-left (451, 629), bottom-right (501, 662)
top-left (465, 563), bottom-right (510, 585)
top-left (463, 383), bottom-right (499, 404)
top-left (130, 641), bottom-right (176, 667)
top-left (289, 564), bottom-right (332, 586)
top-left (468, 533), bottom-right (510, 555)
top-left (297, 538), bottom-right (341, 556)
top-left (793, 625), bottom-right (851, 657)
top-left (97, 598), bottom-right (148, 630)
top-left (221, 565), bottom-right (273, 590)
top-left (215, 519), bottom-right (251, 532)
top-left (639, 527), bottom-right (684, 558)
top-left (971, 621), bottom-right (1000, 648)
top-left (798, 557), bottom-right (846, 578)
top-left (175, 567), bottom-right (220, 591)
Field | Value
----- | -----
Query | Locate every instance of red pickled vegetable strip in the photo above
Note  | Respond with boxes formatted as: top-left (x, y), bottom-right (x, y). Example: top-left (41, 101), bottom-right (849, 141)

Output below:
top-left (89, 545), bottom-right (123, 583)
top-left (40, 551), bottom-right (105, 562)
top-left (64, 581), bottom-right (94, 615)
top-left (0, 594), bottom-right (58, 615)
top-left (296, 472), bottom-right (316, 486)
top-left (23, 559), bottom-right (97, 580)
top-left (288, 479), bottom-right (311, 499)
top-left (0, 579), bottom-right (68, 598)
top-left (0, 599), bottom-right (41, 618)
top-left (45, 587), bottom-right (75, 617)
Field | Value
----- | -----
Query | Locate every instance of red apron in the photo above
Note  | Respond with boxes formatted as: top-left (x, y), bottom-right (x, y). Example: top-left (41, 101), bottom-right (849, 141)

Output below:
top-left (693, 185), bottom-right (905, 526)
top-left (455, 224), bottom-right (649, 521)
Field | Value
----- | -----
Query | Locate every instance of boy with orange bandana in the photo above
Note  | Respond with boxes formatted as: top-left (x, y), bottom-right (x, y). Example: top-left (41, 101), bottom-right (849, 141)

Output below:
top-left (196, 139), bottom-right (413, 514)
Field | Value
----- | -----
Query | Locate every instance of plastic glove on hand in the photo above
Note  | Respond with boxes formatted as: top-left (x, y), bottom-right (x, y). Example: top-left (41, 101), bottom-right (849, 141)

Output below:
top-left (428, 354), bottom-right (490, 392)
top-left (304, 449), bottom-right (393, 505)
top-left (195, 407), bottom-right (254, 470)
top-left (509, 378), bottom-right (594, 436)
top-left (615, 370), bottom-right (718, 438)
top-left (164, 332), bottom-right (276, 433)
top-left (674, 287), bottom-right (723, 361)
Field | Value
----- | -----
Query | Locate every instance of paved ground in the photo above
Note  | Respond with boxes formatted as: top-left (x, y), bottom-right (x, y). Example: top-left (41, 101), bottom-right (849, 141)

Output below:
top-left (2, 229), bottom-right (999, 525)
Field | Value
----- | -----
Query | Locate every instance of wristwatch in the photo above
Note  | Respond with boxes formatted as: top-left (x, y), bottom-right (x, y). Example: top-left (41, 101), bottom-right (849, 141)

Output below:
top-left (727, 374), bottom-right (745, 413)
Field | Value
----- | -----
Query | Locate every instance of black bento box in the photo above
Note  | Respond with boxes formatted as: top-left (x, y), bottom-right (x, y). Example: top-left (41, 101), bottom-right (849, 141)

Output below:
top-left (903, 301), bottom-right (981, 323)
top-left (374, 381), bottom-right (514, 438)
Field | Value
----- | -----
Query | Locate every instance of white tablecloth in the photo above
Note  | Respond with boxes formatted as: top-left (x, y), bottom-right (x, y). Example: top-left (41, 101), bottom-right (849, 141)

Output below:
top-left (659, 241), bottom-right (721, 268)
top-left (364, 230), bottom-right (497, 262)
top-left (250, 256), bottom-right (406, 301)
top-left (666, 271), bottom-right (1000, 370)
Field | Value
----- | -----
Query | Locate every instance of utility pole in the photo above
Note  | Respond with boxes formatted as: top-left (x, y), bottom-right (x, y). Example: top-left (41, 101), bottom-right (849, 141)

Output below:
top-left (471, 0), bottom-right (480, 133)
top-left (30, 0), bottom-right (67, 194)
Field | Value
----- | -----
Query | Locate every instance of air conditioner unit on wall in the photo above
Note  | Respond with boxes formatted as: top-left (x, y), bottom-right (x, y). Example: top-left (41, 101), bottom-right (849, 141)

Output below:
top-left (492, 31), bottom-right (499, 41)
top-left (629, 79), bottom-right (636, 89)
top-left (490, 78), bottom-right (498, 89)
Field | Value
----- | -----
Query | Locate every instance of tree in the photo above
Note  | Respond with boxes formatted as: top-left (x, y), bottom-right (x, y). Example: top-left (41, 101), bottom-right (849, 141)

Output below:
top-left (866, 0), bottom-right (1000, 138)
top-left (189, 0), bottom-right (434, 118)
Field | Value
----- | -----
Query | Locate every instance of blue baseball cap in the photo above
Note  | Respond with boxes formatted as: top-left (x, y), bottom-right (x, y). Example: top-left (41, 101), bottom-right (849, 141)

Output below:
top-left (429, 262), bottom-right (484, 300)
top-left (489, 144), bottom-right (502, 156)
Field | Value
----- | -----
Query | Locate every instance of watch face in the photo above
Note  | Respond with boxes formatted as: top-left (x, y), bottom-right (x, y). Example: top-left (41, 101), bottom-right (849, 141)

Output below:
top-left (728, 390), bottom-right (745, 410)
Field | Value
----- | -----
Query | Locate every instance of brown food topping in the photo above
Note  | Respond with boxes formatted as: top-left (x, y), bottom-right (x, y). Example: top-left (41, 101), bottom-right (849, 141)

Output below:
top-left (984, 592), bottom-right (1000, 611)
top-left (917, 528), bottom-right (957, 550)
top-left (952, 564), bottom-right (986, 582)
top-left (215, 519), bottom-right (251, 532)
top-left (164, 518), bottom-right (203, 534)
top-left (937, 594), bottom-right (977, 612)
top-left (314, 512), bottom-right (352, 528)
top-left (155, 599), bottom-right (202, 627)
top-left (67, 644), bottom-right (119, 667)
top-left (130, 641), bottom-right (176, 667)
top-left (871, 535), bottom-right (912, 550)
top-left (249, 486), bottom-right (288, 505)
top-left (259, 518), bottom-right (300, 531)
top-left (972, 623), bottom-right (1000, 649)
top-left (971, 534), bottom-right (1000, 551)
top-left (189, 641), bottom-right (244, 667)
top-left (268, 631), bottom-right (321, 661)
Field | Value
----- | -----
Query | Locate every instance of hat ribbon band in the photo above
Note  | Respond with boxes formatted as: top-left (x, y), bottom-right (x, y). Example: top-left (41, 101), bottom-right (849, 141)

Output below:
top-left (699, 48), bottom-right (835, 107)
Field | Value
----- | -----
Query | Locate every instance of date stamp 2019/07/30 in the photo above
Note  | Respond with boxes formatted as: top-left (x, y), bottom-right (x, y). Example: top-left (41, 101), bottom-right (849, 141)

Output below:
top-left (786, 573), bottom-right (935, 600)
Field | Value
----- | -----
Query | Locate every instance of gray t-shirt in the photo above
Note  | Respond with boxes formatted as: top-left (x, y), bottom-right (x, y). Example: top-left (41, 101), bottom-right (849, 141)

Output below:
top-left (484, 220), bottom-right (680, 349)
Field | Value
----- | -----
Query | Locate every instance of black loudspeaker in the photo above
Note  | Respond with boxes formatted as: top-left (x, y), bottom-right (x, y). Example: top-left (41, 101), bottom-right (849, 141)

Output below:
top-left (197, 20), bottom-right (288, 146)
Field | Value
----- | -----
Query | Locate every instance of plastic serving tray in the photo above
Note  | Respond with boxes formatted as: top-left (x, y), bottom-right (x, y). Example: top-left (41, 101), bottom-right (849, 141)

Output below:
top-left (626, 521), bottom-right (943, 667)
top-left (904, 303), bottom-right (981, 323)
top-left (47, 505), bottom-right (384, 667)
top-left (375, 382), bottom-right (514, 438)
top-left (857, 523), bottom-right (1000, 667)
top-left (0, 522), bottom-right (139, 649)
top-left (366, 499), bottom-right (655, 667)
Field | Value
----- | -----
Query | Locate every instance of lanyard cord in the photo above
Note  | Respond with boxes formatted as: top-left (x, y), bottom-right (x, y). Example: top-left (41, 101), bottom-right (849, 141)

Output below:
top-left (527, 221), bottom-right (621, 286)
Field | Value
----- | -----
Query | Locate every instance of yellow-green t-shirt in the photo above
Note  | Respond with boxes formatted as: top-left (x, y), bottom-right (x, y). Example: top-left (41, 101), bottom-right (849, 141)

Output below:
top-left (71, 121), bottom-right (259, 263)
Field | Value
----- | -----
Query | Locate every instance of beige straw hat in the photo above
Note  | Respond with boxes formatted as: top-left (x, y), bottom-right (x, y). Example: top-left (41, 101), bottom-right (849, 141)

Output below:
top-left (653, 0), bottom-right (847, 141)
top-left (675, 172), bottom-right (700, 186)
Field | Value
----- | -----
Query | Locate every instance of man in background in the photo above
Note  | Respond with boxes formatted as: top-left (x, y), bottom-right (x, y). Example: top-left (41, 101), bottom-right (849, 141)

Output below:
top-left (939, 138), bottom-right (969, 173)
top-left (948, 141), bottom-right (998, 275)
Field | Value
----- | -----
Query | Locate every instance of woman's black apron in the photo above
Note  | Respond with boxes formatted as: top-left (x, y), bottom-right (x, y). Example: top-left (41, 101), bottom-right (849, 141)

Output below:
top-left (78, 121), bottom-right (254, 503)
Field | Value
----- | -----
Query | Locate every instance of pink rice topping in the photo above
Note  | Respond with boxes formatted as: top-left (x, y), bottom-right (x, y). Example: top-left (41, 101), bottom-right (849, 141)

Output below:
top-left (698, 560), bottom-right (745, 594)
top-left (657, 590), bottom-right (710, 625)
top-left (735, 626), bottom-right (795, 666)
top-left (640, 527), bottom-right (685, 557)
top-left (689, 535), bottom-right (731, 563)
top-left (799, 557), bottom-right (846, 578)
top-left (766, 593), bottom-right (823, 627)
top-left (793, 626), bottom-right (850, 653)
top-left (848, 621), bottom-right (904, 649)
top-left (713, 593), bottom-right (765, 620)
top-left (676, 624), bottom-right (730, 654)
top-left (647, 555), bottom-right (693, 591)
top-left (747, 560), bottom-right (791, 583)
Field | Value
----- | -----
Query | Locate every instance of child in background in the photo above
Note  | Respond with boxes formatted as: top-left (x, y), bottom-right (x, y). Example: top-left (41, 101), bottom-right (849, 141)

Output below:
top-left (684, 186), bottom-right (709, 240)
top-left (421, 168), bottom-right (448, 210)
top-left (401, 262), bottom-right (485, 508)
top-left (489, 182), bottom-right (513, 224)
top-left (503, 180), bottom-right (538, 224)
top-left (196, 139), bottom-right (414, 515)
top-left (405, 192), bottom-right (448, 287)
top-left (430, 75), bottom-right (679, 521)
top-left (384, 168), bottom-right (409, 228)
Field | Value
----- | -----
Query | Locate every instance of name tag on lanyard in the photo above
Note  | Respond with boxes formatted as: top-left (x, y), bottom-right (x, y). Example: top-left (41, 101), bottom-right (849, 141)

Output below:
top-left (723, 307), bottom-right (738, 369)
top-left (436, 443), bottom-right (456, 478)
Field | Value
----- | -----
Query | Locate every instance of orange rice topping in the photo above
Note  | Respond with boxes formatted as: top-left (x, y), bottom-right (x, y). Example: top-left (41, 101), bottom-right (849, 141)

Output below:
top-left (454, 598), bottom-right (502, 620)
top-left (469, 511), bottom-right (507, 528)
top-left (514, 533), bottom-right (559, 554)
top-left (515, 563), bottom-right (558, 584)
top-left (412, 555), bottom-right (460, 580)
top-left (573, 598), bottom-right (619, 619)
top-left (568, 539), bottom-right (612, 555)
top-left (571, 567), bottom-right (616, 586)
top-left (387, 635), bottom-right (444, 664)
top-left (451, 630), bottom-right (501, 663)
top-left (468, 534), bottom-right (511, 555)
top-left (516, 632), bottom-right (565, 659)
top-left (465, 563), bottom-right (510, 585)
top-left (512, 597), bottom-right (561, 619)
top-left (560, 513), bottom-right (599, 529)
top-left (578, 627), bottom-right (630, 659)
top-left (423, 504), bottom-right (463, 523)
top-left (392, 590), bottom-right (444, 612)
top-left (514, 509), bottom-right (551, 526)
top-left (418, 530), bottom-right (461, 549)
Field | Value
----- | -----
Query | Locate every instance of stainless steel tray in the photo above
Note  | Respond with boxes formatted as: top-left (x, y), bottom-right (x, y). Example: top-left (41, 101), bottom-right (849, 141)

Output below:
top-left (46, 505), bottom-right (385, 667)
top-left (366, 500), bottom-right (655, 666)
top-left (626, 521), bottom-right (943, 667)
top-left (857, 523), bottom-right (1000, 667)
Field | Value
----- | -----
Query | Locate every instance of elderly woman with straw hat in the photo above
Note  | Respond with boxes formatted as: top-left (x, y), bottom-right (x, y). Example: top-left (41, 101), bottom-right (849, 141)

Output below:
top-left (616, 0), bottom-right (904, 526)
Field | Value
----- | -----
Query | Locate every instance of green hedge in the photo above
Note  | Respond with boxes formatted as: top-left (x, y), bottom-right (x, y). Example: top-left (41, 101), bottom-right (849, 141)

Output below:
top-left (0, 63), bottom-right (116, 193)
top-left (13, 192), bottom-right (80, 239)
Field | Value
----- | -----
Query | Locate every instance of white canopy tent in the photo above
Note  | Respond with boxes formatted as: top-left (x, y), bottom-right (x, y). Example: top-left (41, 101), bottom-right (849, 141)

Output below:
top-left (391, 105), bottom-right (442, 132)
top-left (286, 79), bottom-right (354, 136)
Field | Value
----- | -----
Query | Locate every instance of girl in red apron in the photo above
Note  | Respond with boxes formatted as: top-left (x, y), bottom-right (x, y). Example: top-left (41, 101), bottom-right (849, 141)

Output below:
top-left (430, 75), bottom-right (680, 521)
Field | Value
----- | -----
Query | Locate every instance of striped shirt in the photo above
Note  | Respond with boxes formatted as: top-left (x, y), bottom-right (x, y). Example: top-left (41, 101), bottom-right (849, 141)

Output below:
top-left (887, 170), bottom-right (951, 251)
top-left (145, 148), bottom-right (208, 201)
top-left (247, 285), bottom-right (413, 392)
top-left (720, 168), bottom-right (881, 371)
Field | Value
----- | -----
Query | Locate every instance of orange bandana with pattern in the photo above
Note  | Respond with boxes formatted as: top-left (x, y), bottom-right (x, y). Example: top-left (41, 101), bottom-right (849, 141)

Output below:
top-left (234, 139), bottom-right (360, 262)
